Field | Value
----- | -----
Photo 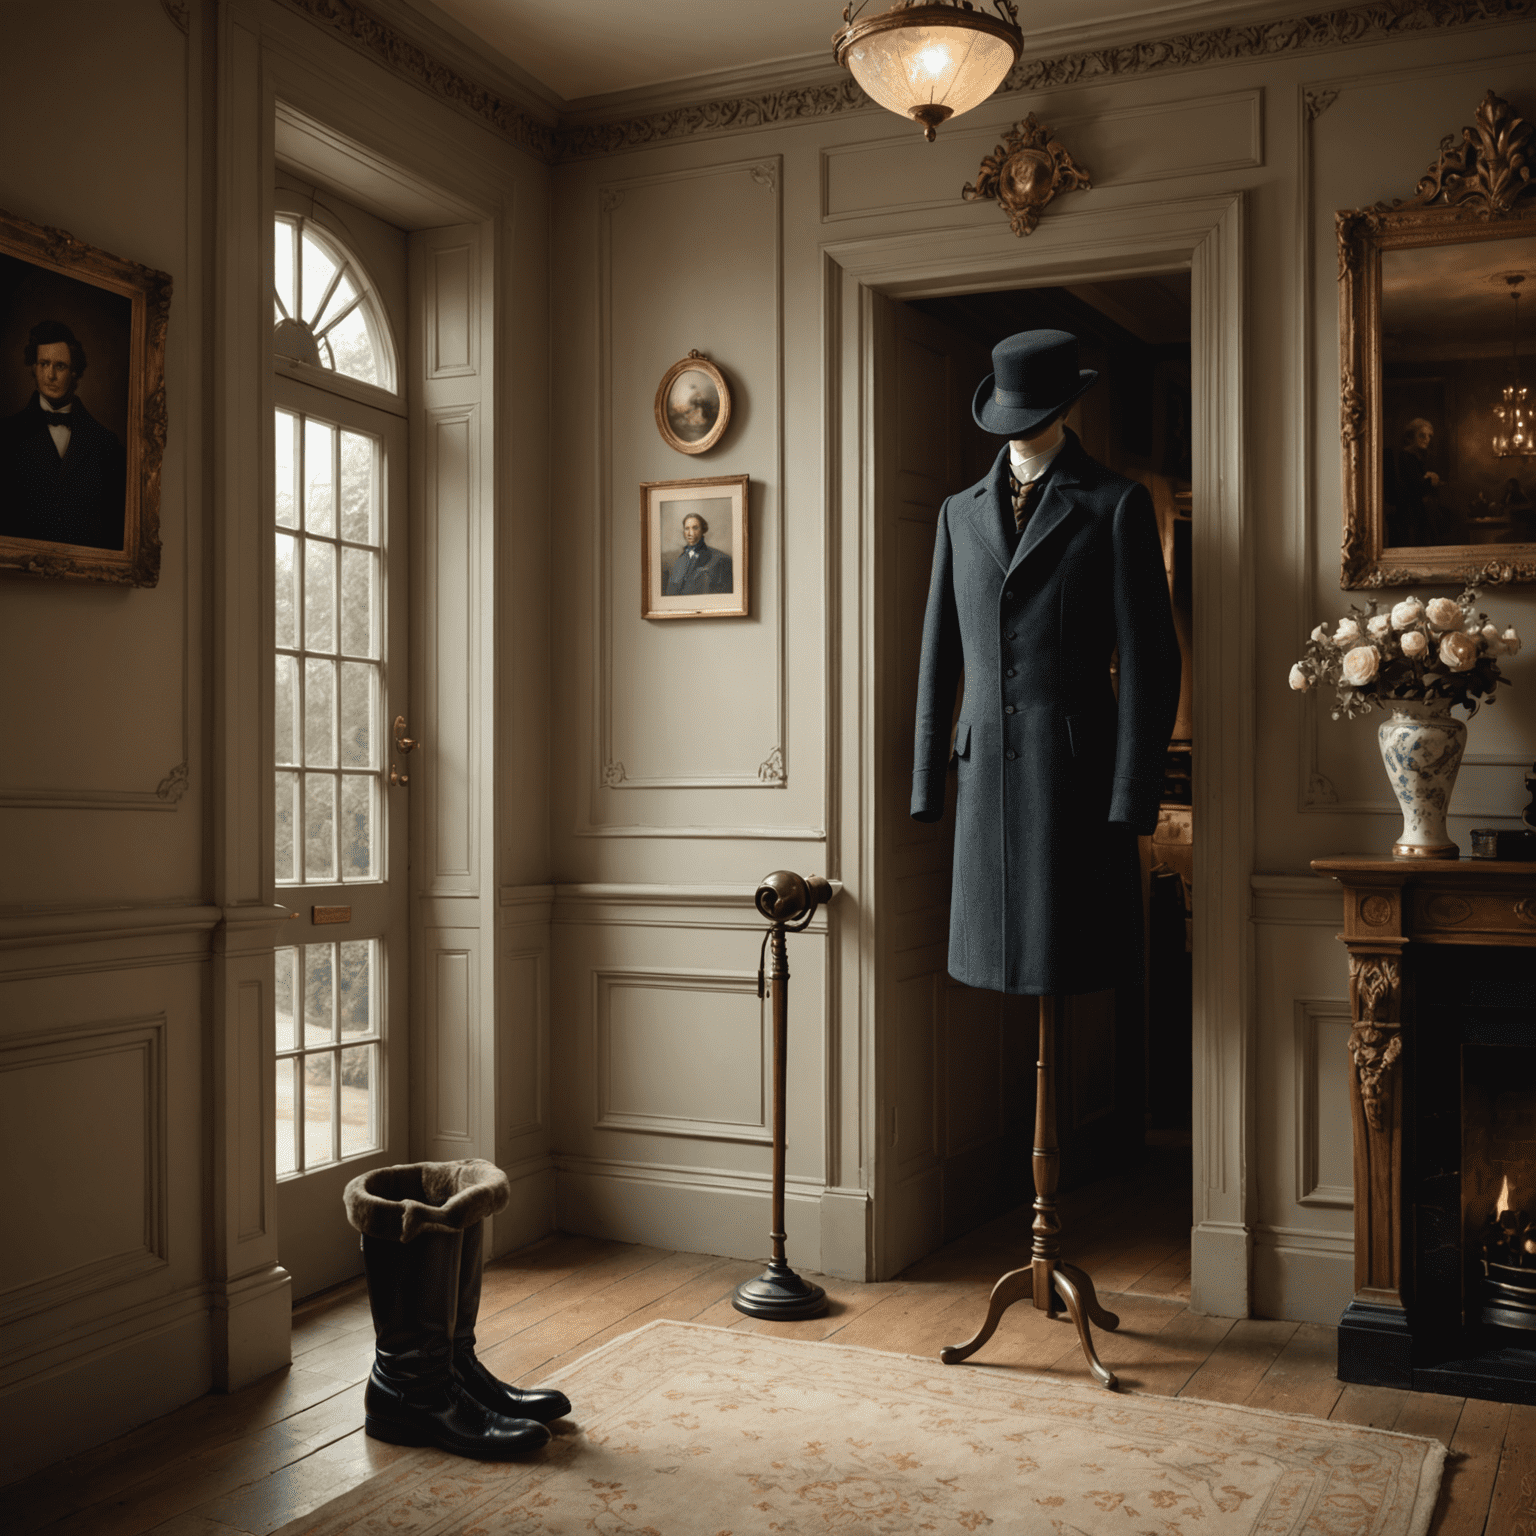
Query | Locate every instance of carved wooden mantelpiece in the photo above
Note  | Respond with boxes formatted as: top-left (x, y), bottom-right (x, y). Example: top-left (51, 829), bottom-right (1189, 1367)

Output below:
top-left (1312, 854), bottom-right (1536, 1399)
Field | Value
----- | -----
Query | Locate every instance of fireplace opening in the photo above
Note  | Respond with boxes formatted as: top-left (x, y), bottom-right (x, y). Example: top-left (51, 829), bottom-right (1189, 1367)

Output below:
top-left (1465, 1050), bottom-right (1536, 1333)
top-left (1410, 944), bottom-right (1536, 1402)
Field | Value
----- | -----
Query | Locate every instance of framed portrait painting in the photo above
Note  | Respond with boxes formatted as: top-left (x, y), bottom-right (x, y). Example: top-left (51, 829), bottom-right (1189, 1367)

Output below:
top-left (0, 207), bottom-right (171, 585)
top-left (1338, 90), bottom-right (1536, 587)
top-left (640, 474), bottom-right (749, 620)
top-left (654, 350), bottom-right (731, 455)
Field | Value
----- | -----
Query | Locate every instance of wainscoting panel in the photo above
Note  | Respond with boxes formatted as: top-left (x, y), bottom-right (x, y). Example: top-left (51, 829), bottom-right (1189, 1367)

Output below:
top-left (1295, 1000), bottom-right (1355, 1210)
top-left (0, 1015), bottom-right (167, 1319)
top-left (594, 967), bottom-right (766, 1143)
top-left (552, 888), bottom-right (831, 1267)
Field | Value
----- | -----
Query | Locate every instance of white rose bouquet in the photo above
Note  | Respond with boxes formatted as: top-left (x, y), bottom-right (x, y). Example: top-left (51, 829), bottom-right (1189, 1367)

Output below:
top-left (1289, 586), bottom-right (1520, 720)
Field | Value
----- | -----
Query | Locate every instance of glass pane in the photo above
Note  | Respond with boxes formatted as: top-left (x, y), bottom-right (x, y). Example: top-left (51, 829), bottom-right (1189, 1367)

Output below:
top-left (300, 229), bottom-right (338, 327)
top-left (339, 662), bottom-right (375, 769)
top-left (328, 305), bottom-right (378, 385)
top-left (339, 940), bottom-right (374, 1037)
top-left (275, 532), bottom-right (299, 650)
top-left (275, 947), bottom-right (298, 1052)
top-left (275, 411), bottom-right (299, 528)
top-left (303, 1051), bottom-right (334, 1168)
top-left (340, 548), bottom-right (377, 658)
top-left (275, 771), bottom-right (299, 883)
top-left (304, 657), bottom-right (336, 768)
top-left (340, 775), bottom-right (376, 881)
top-left (275, 1057), bottom-right (297, 1177)
top-left (315, 272), bottom-right (358, 337)
top-left (274, 220), bottom-right (296, 320)
top-left (339, 1045), bottom-right (376, 1158)
top-left (304, 773), bottom-right (336, 882)
top-left (304, 418), bottom-right (335, 536)
top-left (339, 431), bottom-right (376, 544)
top-left (304, 942), bottom-right (335, 1047)
top-left (275, 654), bottom-right (298, 767)
top-left (304, 540), bottom-right (336, 653)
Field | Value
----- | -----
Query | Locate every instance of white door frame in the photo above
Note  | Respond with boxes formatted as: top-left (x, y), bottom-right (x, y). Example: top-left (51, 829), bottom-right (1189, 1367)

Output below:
top-left (823, 193), bottom-right (1254, 1314)
top-left (211, 0), bottom-right (514, 1386)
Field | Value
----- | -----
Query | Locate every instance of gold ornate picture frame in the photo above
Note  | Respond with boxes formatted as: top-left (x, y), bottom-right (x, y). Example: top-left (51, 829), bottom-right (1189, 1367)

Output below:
top-left (0, 207), bottom-right (171, 586)
top-left (654, 350), bottom-right (731, 456)
top-left (1338, 90), bottom-right (1536, 588)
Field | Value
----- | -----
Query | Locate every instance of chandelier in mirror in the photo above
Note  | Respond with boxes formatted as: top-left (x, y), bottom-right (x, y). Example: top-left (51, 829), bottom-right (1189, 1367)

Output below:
top-left (1493, 274), bottom-right (1534, 459)
top-left (833, 0), bottom-right (1023, 142)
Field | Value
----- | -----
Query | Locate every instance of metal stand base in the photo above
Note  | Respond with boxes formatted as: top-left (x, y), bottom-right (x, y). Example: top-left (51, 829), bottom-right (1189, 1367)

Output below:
top-left (733, 1261), bottom-right (828, 1320)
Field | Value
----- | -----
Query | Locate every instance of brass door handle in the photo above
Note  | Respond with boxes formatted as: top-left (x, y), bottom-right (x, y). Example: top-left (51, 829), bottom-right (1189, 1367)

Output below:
top-left (394, 715), bottom-right (420, 755)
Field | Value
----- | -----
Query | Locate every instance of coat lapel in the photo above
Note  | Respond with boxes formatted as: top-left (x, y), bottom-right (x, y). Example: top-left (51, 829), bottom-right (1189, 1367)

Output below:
top-left (1007, 430), bottom-right (1086, 576)
top-left (962, 446), bottom-right (1017, 576)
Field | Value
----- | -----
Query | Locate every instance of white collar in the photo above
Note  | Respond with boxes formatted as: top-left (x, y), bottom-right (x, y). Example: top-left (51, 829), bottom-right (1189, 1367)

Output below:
top-left (1008, 431), bottom-right (1065, 483)
top-left (40, 397), bottom-right (73, 417)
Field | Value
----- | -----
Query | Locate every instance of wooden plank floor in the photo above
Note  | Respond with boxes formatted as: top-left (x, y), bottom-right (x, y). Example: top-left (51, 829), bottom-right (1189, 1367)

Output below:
top-left (9, 1155), bottom-right (1533, 1535)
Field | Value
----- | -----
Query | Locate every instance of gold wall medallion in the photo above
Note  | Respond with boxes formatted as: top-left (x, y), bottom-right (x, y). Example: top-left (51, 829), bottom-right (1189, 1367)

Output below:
top-left (961, 114), bottom-right (1091, 237)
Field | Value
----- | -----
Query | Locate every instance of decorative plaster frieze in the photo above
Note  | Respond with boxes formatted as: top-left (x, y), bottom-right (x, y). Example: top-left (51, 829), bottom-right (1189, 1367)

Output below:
top-left (279, 0), bottom-right (1536, 165)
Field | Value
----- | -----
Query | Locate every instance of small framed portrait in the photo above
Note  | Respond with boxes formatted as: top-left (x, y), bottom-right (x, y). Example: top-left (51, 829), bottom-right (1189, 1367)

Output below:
top-left (654, 350), bottom-right (731, 455)
top-left (641, 474), bottom-right (749, 620)
top-left (0, 207), bottom-right (171, 586)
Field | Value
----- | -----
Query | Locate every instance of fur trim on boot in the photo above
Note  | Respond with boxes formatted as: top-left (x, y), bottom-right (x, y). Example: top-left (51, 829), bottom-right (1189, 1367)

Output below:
top-left (345, 1159), bottom-right (510, 1242)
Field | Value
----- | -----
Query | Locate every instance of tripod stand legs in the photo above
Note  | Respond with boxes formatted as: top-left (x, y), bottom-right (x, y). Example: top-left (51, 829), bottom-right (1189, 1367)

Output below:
top-left (939, 996), bottom-right (1120, 1390)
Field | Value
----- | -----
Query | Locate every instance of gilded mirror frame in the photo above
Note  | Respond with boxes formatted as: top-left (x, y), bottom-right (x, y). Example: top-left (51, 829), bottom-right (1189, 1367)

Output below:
top-left (1338, 89), bottom-right (1536, 588)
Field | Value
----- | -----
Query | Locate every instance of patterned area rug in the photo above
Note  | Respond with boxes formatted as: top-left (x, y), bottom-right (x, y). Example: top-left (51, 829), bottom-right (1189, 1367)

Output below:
top-left (275, 1320), bottom-right (1445, 1535)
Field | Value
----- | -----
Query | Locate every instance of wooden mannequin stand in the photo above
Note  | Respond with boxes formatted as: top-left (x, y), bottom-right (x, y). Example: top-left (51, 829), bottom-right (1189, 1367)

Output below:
top-left (940, 995), bottom-right (1121, 1388)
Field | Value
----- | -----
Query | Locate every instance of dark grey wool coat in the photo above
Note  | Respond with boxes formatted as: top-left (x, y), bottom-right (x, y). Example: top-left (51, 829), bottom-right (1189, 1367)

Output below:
top-left (911, 431), bottom-right (1180, 997)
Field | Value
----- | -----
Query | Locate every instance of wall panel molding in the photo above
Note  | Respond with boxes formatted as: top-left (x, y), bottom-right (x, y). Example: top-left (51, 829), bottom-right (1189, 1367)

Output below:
top-left (592, 966), bottom-right (768, 1144)
top-left (588, 157), bottom-right (787, 828)
top-left (0, 1015), bottom-right (168, 1323)
top-left (1293, 998), bottom-right (1354, 1209)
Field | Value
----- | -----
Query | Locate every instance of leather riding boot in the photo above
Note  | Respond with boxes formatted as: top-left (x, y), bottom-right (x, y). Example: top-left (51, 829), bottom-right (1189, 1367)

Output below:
top-left (452, 1220), bottom-right (572, 1424)
top-left (361, 1231), bottom-right (550, 1458)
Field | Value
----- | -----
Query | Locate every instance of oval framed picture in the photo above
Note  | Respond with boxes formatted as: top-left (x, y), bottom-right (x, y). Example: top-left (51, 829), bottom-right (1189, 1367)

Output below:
top-left (654, 350), bottom-right (731, 455)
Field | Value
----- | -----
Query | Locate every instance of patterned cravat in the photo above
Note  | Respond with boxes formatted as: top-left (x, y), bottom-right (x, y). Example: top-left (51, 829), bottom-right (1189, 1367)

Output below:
top-left (1010, 474), bottom-right (1042, 532)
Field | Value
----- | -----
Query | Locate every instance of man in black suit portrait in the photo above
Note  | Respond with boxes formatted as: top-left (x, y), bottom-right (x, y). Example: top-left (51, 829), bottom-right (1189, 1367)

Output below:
top-left (662, 511), bottom-right (733, 596)
top-left (0, 319), bottom-right (127, 550)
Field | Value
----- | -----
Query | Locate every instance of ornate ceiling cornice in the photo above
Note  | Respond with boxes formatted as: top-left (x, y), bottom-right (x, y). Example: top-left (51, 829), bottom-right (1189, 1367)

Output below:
top-left (283, 0), bottom-right (1536, 165)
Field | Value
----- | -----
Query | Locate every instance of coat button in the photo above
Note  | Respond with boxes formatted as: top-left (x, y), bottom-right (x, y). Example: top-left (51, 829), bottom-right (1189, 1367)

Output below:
top-left (1005, 631), bottom-right (1016, 640)
top-left (1004, 705), bottom-right (1015, 715)
top-left (1006, 668), bottom-right (1016, 678)
top-left (1002, 590), bottom-right (1013, 602)
top-left (1006, 749), bottom-right (1017, 761)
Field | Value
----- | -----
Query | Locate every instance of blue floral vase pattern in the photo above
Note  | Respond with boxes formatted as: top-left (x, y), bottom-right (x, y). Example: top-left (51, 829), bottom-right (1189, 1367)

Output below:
top-left (1377, 698), bottom-right (1466, 859)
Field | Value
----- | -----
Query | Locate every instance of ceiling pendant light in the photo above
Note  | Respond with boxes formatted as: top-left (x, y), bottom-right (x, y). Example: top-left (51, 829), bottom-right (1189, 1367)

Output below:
top-left (1493, 274), bottom-right (1534, 460)
top-left (833, 0), bottom-right (1024, 143)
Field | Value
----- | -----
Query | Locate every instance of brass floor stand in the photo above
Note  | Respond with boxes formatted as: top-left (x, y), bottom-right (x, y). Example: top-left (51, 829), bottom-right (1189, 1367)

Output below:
top-left (732, 872), bottom-right (832, 1323)
top-left (940, 995), bottom-right (1121, 1388)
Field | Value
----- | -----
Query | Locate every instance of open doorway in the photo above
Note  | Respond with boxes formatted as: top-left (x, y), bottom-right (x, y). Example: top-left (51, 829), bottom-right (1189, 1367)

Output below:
top-left (877, 273), bottom-right (1195, 1276)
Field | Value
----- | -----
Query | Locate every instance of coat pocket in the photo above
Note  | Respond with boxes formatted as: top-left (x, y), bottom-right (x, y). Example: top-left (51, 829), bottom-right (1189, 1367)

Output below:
top-left (951, 719), bottom-right (972, 762)
top-left (1065, 713), bottom-right (1101, 758)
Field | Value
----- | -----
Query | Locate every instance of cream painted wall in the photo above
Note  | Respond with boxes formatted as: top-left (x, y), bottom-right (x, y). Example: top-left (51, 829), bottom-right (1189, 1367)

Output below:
top-left (0, 0), bottom-right (556, 1482)
top-left (547, 23), bottom-right (1536, 1310)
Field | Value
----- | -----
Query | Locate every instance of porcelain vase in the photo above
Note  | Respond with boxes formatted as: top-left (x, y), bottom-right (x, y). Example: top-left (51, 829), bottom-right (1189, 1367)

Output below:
top-left (1377, 698), bottom-right (1467, 859)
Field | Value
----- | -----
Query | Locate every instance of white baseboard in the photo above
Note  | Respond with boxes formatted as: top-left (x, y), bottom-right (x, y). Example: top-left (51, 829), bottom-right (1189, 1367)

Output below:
top-left (555, 1156), bottom-right (823, 1268)
top-left (490, 1154), bottom-right (557, 1259)
top-left (1253, 1225), bottom-right (1354, 1326)
top-left (1190, 1219), bottom-right (1252, 1319)
top-left (0, 1304), bottom-right (211, 1486)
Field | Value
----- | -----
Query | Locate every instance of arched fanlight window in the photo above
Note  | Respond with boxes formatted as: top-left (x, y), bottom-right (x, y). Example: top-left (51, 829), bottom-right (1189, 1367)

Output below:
top-left (273, 216), bottom-right (395, 392)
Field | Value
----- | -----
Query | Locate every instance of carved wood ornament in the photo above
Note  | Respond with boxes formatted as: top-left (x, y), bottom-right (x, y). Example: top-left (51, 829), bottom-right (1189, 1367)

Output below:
top-left (1348, 953), bottom-right (1402, 1133)
top-left (962, 115), bottom-right (1091, 237)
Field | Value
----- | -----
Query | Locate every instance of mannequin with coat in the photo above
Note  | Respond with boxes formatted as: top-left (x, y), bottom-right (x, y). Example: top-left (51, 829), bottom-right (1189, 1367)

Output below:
top-left (911, 329), bottom-right (1181, 998)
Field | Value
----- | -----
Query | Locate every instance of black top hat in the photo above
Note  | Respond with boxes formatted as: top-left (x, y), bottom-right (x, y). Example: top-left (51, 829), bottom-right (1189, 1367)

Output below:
top-left (972, 329), bottom-right (1098, 436)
